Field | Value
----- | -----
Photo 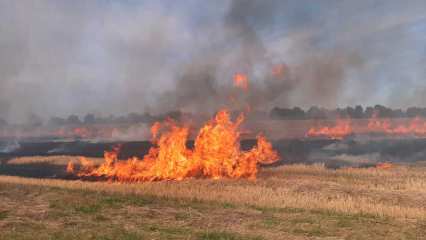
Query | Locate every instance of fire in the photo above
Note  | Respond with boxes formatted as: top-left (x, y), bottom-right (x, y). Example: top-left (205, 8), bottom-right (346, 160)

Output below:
top-left (367, 114), bottom-right (426, 136)
top-left (51, 126), bottom-right (115, 139)
top-left (233, 73), bottom-right (249, 91)
top-left (376, 162), bottom-right (394, 170)
top-left (306, 113), bottom-right (426, 139)
top-left (150, 121), bottom-right (161, 141)
top-left (367, 113), bottom-right (392, 133)
top-left (73, 127), bottom-right (91, 138)
top-left (390, 117), bottom-right (426, 136)
top-left (67, 109), bottom-right (279, 182)
top-left (306, 119), bottom-right (353, 139)
top-left (66, 161), bottom-right (75, 173)
top-left (272, 64), bottom-right (285, 77)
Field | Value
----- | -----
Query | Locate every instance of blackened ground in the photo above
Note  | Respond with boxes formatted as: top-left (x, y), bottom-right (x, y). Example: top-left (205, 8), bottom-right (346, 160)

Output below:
top-left (1, 137), bottom-right (426, 179)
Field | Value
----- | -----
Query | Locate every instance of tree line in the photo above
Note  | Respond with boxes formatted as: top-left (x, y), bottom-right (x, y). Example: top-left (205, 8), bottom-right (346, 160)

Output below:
top-left (2, 105), bottom-right (426, 127)
top-left (0, 111), bottom-right (182, 128)
top-left (270, 105), bottom-right (426, 120)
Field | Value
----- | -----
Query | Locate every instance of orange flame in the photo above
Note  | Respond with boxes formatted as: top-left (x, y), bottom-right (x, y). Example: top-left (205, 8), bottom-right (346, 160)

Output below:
top-left (307, 113), bottom-right (426, 139)
top-left (66, 161), bottom-right (75, 174)
top-left (306, 119), bottom-right (353, 139)
top-left (68, 109), bottom-right (279, 182)
top-left (150, 122), bottom-right (161, 142)
top-left (390, 117), bottom-right (426, 136)
top-left (233, 73), bottom-right (249, 91)
top-left (376, 162), bottom-right (393, 170)
top-left (367, 113), bottom-right (392, 133)
top-left (272, 64), bottom-right (285, 77)
top-left (367, 114), bottom-right (426, 136)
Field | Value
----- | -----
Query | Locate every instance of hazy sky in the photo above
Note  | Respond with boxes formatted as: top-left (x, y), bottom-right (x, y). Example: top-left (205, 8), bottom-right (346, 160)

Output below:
top-left (0, 0), bottom-right (426, 122)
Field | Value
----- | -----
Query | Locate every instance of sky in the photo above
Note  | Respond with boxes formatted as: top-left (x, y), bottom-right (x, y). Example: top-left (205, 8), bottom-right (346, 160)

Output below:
top-left (0, 0), bottom-right (426, 122)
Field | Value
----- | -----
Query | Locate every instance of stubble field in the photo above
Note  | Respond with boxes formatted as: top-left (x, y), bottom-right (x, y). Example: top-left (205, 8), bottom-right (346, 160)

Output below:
top-left (0, 156), bottom-right (425, 239)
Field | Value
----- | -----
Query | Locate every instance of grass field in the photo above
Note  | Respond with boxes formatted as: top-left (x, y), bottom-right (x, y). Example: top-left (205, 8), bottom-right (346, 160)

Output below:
top-left (1, 156), bottom-right (426, 239)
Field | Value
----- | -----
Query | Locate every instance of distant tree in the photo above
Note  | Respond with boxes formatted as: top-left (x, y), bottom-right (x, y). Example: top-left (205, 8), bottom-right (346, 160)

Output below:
top-left (405, 107), bottom-right (426, 118)
top-left (391, 109), bottom-right (404, 118)
top-left (373, 105), bottom-right (393, 118)
top-left (127, 113), bottom-right (143, 123)
top-left (107, 114), bottom-right (116, 123)
top-left (420, 108), bottom-right (426, 117)
top-left (365, 106), bottom-right (375, 118)
top-left (406, 107), bottom-right (416, 117)
top-left (353, 105), bottom-right (364, 118)
top-left (91, 114), bottom-right (116, 124)
top-left (26, 113), bottom-right (43, 127)
top-left (306, 106), bottom-right (326, 119)
top-left (270, 107), bottom-right (282, 119)
top-left (270, 107), bottom-right (305, 120)
top-left (114, 116), bottom-right (127, 124)
top-left (345, 106), bottom-right (355, 118)
top-left (269, 105), bottom-right (426, 120)
top-left (141, 112), bottom-right (155, 123)
top-left (292, 107), bottom-right (305, 119)
top-left (83, 113), bottom-right (96, 124)
top-left (66, 115), bottom-right (81, 125)
top-left (163, 111), bottom-right (182, 121)
top-left (48, 117), bottom-right (66, 126)
top-left (0, 118), bottom-right (7, 127)
top-left (335, 108), bottom-right (346, 118)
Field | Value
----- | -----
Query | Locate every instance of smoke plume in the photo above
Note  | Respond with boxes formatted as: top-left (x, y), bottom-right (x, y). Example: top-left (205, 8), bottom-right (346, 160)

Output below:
top-left (0, 0), bottom-right (425, 122)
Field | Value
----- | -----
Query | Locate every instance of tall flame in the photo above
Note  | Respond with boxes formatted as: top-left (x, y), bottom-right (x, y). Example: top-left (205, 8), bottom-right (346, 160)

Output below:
top-left (67, 109), bottom-right (279, 182)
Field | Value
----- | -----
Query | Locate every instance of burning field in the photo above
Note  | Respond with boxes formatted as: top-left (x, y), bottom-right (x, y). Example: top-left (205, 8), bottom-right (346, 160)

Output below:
top-left (2, 96), bottom-right (426, 240)
top-left (2, 0), bottom-right (426, 239)
top-left (65, 109), bottom-right (279, 182)
top-left (1, 113), bottom-right (426, 239)
top-left (3, 102), bottom-right (426, 239)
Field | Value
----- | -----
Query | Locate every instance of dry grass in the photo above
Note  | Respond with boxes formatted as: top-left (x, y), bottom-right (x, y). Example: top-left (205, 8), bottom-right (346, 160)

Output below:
top-left (1, 157), bottom-right (425, 220)
top-left (4, 181), bottom-right (423, 240)
top-left (6, 155), bottom-right (103, 165)
top-left (1, 157), bottom-right (426, 239)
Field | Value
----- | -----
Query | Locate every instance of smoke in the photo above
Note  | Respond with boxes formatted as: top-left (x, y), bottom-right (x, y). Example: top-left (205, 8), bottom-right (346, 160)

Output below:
top-left (0, 0), bottom-right (425, 122)
top-left (155, 0), bottom-right (426, 113)
top-left (158, 0), bottom-right (356, 113)
top-left (0, 140), bottom-right (20, 154)
top-left (0, 1), bottom-right (192, 122)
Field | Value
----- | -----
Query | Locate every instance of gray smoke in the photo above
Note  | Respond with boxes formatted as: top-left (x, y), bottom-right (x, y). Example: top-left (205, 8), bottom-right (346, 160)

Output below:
top-left (0, 140), bottom-right (20, 153)
top-left (145, 0), bottom-right (426, 114)
top-left (0, 0), bottom-right (425, 123)
top-left (158, 0), bottom-right (363, 113)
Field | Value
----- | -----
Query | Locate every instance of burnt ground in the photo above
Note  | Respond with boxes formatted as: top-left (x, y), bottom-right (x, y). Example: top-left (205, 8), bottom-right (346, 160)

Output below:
top-left (1, 137), bottom-right (426, 179)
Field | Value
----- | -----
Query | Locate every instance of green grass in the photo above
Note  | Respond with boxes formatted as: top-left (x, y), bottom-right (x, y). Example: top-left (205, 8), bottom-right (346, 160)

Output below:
top-left (261, 216), bottom-right (281, 228)
top-left (0, 210), bottom-right (8, 220)
top-left (0, 182), bottom-right (425, 240)
top-left (197, 230), bottom-right (263, 240)
top-left (221, 202), bottom-right (236, 209)
top-left (175, 212), bottom-right (191, 220)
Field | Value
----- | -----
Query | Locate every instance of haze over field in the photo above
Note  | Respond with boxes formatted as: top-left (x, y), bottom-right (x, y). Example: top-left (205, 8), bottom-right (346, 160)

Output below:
top-left (1, 0), bottom-right (426, 122)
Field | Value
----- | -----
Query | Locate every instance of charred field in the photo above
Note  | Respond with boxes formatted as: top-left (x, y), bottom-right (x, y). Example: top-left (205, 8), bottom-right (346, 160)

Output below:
top-left (1, 134), bottom-right (426, 240)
